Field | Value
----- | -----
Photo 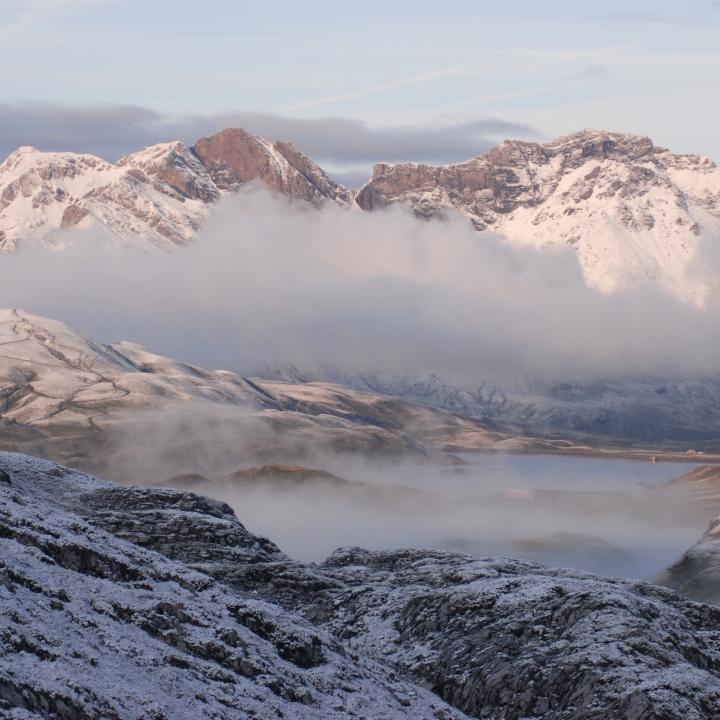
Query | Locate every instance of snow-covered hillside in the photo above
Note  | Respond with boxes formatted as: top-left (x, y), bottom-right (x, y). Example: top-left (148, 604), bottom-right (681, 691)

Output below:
top-left (0, 309), bottom-right (515, 475)
top-left (274, 366), bottom-right (720, 448)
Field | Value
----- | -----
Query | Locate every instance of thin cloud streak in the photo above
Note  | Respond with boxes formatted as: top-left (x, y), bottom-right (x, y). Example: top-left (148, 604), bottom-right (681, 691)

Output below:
top-left (287, 66), bottom-right (469, 111)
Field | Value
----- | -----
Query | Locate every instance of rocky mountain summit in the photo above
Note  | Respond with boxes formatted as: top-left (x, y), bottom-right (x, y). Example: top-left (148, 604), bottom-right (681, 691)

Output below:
top-left (0, 128), bottom-right (351, 252)
top-left (192, 127), bottom-right (353, 206)
top-left (4, 451), bottom-right (720, 719)
top-left (356, 129), bottom-right (720, 303)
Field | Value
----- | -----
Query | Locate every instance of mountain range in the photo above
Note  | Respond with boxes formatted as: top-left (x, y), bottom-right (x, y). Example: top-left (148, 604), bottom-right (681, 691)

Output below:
top-left (2, 127), bottom-right (720, 304)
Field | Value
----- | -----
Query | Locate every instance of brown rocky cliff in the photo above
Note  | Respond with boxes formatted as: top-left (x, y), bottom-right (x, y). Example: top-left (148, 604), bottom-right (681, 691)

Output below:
top-left (191, 128), bottom-right (352, 206)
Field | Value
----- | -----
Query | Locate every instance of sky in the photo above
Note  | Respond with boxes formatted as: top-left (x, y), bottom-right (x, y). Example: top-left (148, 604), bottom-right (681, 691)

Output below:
top-left (0, 0), bottom-right (719, 180)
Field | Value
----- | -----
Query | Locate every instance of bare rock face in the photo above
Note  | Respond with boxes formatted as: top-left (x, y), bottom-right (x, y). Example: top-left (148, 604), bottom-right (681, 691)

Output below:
top-left (356, 130), bottom-right (661, 224)
top-left (192, 128), bottom-right (352, 207)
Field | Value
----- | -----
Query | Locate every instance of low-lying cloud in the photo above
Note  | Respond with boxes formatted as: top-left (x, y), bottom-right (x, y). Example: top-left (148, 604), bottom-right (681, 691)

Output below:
top-left (1, 188), bottom-right (719, 382)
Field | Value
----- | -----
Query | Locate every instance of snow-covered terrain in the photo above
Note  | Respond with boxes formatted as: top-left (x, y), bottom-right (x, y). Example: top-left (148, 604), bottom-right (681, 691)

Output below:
top-left (0, 128), bottom-right (352, 252)
top-left (4, 451), bottom-right (720, 719)
top-left (356, 129), bottom-right (720, 304)
top-left (0, 308), bottom-right (516, 476)
top-left (0, 144), bottom-right (211, 251)
top-left (274, 366), bottom-right (720, 448)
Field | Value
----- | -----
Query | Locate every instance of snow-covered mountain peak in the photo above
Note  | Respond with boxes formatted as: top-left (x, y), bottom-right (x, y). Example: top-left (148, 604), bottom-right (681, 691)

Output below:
top-left (2, 126), bottom-right (720, 304)
top-left (356, 129), bottom-right (720, 304)
top-left (0, 127), bottom-right (356, 252)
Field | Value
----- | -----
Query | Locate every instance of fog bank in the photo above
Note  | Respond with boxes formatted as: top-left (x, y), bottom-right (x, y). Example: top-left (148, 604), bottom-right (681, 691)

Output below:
top-left (1, 189), bottom-right (719, 381)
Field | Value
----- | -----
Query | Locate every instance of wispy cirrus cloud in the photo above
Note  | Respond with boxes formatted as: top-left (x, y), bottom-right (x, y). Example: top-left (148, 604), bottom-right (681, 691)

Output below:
top-left (286, 67), bottom-right (469, 111)
top-left (0, 0), bottom-right (112, 39)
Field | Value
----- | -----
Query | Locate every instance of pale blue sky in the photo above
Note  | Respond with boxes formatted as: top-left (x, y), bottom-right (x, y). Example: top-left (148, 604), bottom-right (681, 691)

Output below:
top-left (0, 0), bottom-right (719, 169)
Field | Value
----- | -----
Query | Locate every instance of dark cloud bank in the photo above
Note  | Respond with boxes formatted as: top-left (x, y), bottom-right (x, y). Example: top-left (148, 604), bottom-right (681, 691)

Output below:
top-left (0, 102), bottom-right (540, 185)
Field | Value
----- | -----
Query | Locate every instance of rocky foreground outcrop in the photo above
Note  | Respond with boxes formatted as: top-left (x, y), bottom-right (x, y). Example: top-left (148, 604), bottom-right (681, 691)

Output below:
top-left (3, 452), bottom-right (720, 719)
top-left (0, 452), bottom-right (461, 720)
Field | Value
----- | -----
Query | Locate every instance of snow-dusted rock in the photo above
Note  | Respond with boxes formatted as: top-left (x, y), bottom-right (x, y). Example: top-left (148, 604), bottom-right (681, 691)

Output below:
top-left (4, 452), bottom-right (720, 719)
top-left (356, 129), bottom-right (720, 304)
top-left (0, 452), bottom-right (464, 720)
top-left (314, 547), bottom-right (720, 719)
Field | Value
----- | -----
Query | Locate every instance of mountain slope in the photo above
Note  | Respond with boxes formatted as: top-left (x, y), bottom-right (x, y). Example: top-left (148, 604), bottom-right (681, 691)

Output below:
top-left (356, 129), bottom-right (720, 303)
top-left (0, 308), bottom-right (515, 475)
top-left (0, 128), bottom-right (352, 252)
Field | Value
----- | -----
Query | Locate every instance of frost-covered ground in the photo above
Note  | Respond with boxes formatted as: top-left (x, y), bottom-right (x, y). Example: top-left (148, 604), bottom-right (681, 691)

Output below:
top-left (0, 452), bottom-right (463, 720)
top-left (3, 451), bottom-right (720, 719)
